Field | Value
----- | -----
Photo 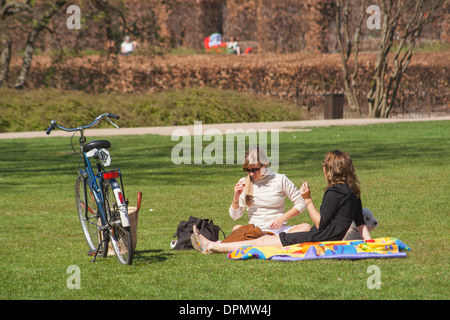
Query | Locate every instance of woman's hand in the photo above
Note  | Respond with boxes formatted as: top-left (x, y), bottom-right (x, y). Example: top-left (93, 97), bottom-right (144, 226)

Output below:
top-left (232, 178), bottom-right (246, 208)
top-left (270, 215), bottom-right (286, 230)
top-left (300, 181), bottom-right (311, 200)
top-left (300, 181), bottom-right (320, 228)
top-left (234, 178), bottom-right (245, 200)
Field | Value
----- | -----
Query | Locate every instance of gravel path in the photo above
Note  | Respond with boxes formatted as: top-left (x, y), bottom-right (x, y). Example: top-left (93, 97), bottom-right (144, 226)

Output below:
top-left (1, 116), bottom-right (449, 139)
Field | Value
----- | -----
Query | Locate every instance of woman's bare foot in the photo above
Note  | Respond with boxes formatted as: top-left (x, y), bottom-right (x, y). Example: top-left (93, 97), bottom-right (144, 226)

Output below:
top-left (198, 234), bottom-right (215, 253)
top-left (192, 225), bottom-right (212, 254)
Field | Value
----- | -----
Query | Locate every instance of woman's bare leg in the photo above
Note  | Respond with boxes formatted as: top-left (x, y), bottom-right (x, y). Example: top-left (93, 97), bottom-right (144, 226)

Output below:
top-left (231, 224), bottom-right (243, 232)
top-left (287, 223), bottom-right (311, 233)
top-left (199, 234), bottom-right (283, 253)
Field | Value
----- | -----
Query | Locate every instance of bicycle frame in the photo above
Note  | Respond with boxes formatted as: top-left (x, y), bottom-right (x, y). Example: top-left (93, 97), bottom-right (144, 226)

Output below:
top-left (80, 162), bottom-right (129, 227)
top-left (47, 113), bottom-right (133, 264)
top-left (79, 149), bottom-right (108, 227)
top-left (78, 126), bottom-right (129, 229)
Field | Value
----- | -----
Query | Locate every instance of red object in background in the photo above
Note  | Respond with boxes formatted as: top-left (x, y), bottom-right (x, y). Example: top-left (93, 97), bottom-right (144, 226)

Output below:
top-left (203, 36), bottom-right (226, 53)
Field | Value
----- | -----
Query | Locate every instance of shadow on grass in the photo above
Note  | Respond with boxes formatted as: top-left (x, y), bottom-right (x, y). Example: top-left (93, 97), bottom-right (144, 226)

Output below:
top-left (133, 249), bottom-right (175, 264)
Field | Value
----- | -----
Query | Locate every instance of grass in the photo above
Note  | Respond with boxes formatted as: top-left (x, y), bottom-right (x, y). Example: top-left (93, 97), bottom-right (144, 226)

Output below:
top-left (0, 87), bottom-right (304, 132)
top-left (0, 120), bottom-right (449, 301)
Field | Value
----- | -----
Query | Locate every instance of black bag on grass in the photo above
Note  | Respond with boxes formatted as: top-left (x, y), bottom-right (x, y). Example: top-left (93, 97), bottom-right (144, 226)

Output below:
top-left (172, 216), bottom-right (226, 250)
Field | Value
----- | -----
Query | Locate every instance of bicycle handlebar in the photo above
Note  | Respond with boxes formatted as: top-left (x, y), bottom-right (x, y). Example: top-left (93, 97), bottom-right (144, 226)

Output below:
top-left (46, 113), bottom-right (120, 135)
top-left (107, 113), bottom-right (120, 120)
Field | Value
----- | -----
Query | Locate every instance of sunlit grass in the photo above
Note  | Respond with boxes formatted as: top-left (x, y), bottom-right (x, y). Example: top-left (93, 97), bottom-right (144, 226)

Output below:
top-left (0, 120), bottom-right (448, 300)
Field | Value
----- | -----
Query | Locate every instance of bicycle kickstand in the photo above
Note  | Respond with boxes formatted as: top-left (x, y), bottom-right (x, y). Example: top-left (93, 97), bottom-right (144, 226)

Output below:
top-left (88, 238), bottom-right (108, 263)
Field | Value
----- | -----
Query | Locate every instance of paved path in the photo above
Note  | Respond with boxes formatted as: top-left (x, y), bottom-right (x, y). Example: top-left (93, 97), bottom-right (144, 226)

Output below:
top-left (1, 116), bottom-right (449, 139)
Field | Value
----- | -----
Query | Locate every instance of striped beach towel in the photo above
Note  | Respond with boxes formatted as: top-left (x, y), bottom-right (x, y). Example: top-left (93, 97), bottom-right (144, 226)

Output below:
top-left (227, 237), bottom-right (411, 261)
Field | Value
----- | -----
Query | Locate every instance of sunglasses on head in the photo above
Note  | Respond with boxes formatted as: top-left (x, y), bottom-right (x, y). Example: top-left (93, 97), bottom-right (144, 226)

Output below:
top-left (244, 165), bottom-right (263, 174)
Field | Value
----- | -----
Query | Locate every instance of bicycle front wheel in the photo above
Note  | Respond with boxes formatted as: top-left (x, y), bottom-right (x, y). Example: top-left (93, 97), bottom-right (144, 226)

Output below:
top-left (103, 181), bottom-right (133, 265)
top-left (75, 175), bottom-right (108, 257)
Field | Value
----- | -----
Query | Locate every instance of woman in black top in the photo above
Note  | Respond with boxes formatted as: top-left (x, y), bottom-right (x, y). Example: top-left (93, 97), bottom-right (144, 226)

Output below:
top-left (192, 150), bottom-right (371, 254)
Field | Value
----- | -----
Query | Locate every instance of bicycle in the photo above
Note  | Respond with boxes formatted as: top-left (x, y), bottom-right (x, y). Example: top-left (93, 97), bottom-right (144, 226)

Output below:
top-left (46, 113), bottom-right (134, 265)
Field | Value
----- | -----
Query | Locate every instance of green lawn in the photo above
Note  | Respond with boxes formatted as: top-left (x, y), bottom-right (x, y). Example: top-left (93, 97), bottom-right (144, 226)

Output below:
top-left (0, 120), bottom-right (448, 300)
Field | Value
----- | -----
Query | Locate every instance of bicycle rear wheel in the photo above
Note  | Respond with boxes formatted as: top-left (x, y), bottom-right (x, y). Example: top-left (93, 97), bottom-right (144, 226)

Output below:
top-left (75, 175), bottom-right (108, 258)
top-left (103, 181), bottom-right (133, 265)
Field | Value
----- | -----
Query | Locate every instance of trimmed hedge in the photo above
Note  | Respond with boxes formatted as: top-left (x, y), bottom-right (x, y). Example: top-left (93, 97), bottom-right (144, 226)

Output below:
top-left (0, 87), bottom-right (304, 132)
top-left (5, 52), bottom-right (449, 118)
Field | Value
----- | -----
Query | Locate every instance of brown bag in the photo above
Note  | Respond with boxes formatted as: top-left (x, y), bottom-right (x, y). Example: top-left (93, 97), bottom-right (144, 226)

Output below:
top-left (221, 224), bottom-right (265, 243)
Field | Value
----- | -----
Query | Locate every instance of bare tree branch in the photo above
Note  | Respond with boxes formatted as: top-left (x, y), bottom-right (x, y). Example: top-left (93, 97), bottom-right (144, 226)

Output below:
top-left (336, 0), bottom-right (442, 118)
top-left (0, 0), bottom-right (33, 20)
top-left (335, 0), bottom-right (366, 115)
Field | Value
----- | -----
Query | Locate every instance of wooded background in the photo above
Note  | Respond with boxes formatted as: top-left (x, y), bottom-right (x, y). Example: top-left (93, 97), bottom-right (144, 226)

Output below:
top-left (7, 0), bottom-right (449, 54)
top-left (1, 0), bottom-right (449, 118)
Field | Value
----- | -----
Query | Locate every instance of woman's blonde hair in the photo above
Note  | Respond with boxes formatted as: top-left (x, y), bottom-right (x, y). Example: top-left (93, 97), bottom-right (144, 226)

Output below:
top-left (323, 150), bottom-right (361, 197)
top-left (242, 147), bottom-right (270, 206)
top-left (242, 147), bottom-right (270, 170)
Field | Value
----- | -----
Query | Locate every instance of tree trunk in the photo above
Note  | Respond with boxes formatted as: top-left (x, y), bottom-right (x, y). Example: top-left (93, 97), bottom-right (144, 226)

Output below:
top-left (14, 0), bottom-right (67, 89)
top-left (0, 34), bottom-right (11, 85)
top-left (1, 0), bottom-right (33, 86)
top-left (367, 0), bottom-right (393, 118)
top-left (335, 0), bottom-right (366, 116)
top-left (14, 27), bottom-right (39, 89)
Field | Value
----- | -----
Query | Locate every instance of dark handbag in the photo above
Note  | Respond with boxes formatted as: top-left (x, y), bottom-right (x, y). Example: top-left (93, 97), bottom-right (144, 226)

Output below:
top-left (172, 216), bottom-right (226, 250)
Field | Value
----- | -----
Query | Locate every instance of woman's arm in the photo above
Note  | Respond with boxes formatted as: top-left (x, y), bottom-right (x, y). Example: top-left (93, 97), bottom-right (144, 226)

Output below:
top-left (270, 175), bottom-right (305, 229)
top-left (358, 224), bottom-right (372, 241)
top-left (353, 198), bottom-right (370, 240)
top-left (229, 178), bottom-right (245, 220)
top-left (231, 178), bottom-right (245, 209)
top-left (229, 204), bottom-right (244, 220)
top-left (270, 207), bottom-right (300, 229)
top-left (300, 182), bottom-right (321, 228)
top-left (282, 175), bottom-right (307, 213)
top-left (229, 196), bottom-right (244, 220)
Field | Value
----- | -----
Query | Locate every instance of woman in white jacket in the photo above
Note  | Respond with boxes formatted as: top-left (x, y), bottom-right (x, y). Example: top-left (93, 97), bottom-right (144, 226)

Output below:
top-left (229, 147), bottom-right (311, 235)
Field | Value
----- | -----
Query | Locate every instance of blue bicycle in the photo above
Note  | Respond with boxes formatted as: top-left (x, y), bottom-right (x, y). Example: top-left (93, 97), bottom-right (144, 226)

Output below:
top-left (46, 113), bottom-right (133, 265)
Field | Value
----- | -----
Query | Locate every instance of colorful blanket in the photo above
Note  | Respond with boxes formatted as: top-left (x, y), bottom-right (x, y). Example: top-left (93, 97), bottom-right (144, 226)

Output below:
top-left (227, 238), bottom-right (411, 261)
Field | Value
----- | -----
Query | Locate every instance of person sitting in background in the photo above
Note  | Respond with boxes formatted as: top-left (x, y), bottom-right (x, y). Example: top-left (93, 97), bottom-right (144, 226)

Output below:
top-left (227, 36), bottom-right (241, 55)
top-left (120, 36), bottom-right (137, 55)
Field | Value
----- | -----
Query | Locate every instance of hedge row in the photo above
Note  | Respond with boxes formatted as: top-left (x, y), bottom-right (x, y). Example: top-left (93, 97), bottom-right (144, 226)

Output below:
top-left (0, 86), bottom-right (306, 132)
top-left (7, 52), bottom-right (450, 117)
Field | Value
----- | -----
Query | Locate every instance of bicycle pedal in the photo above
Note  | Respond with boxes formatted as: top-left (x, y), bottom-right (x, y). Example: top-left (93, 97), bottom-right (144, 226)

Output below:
top-left (87, 250), bottom-right (103, 256)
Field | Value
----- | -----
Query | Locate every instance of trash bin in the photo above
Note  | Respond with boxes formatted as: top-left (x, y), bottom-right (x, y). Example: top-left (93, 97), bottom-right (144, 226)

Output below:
top-left (324, 93), bottom-right (344, 119)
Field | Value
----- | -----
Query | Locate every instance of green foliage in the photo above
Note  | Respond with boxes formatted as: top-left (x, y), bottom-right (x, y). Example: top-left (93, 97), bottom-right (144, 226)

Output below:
top-left (0, 121), bottom-right (449, 300)
top-left (0, 87), bottom-right (304, 132)
top-left (391, 40), bottom-right (450, 54)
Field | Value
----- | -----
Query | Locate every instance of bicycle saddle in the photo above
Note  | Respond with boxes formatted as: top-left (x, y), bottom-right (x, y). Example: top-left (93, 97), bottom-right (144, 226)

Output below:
top-left (83, 140), bottom-right (111, 153)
